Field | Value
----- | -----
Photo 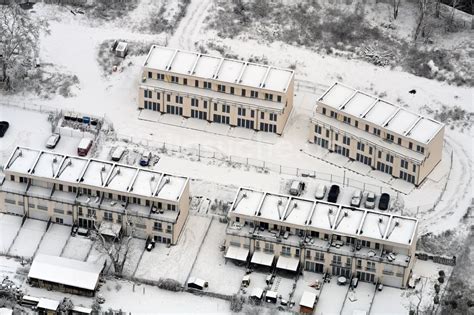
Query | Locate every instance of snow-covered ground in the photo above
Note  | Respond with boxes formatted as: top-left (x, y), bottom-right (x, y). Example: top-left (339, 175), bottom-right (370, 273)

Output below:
top-left (341, 282), bottom-right (375, 315)
top-left (61, 235), bottom-right (94, 261)
top-left (8, 219), bottom-right (47, 258)
top-left (316, 277), bottom-right (350, 315)
top-left (36, 224), bottom-right (71, 256)
top-left (0, 214), bottom-right (22, 254)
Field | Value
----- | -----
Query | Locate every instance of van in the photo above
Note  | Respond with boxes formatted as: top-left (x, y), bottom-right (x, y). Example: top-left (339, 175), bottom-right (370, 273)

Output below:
top-left (289, 181), bottom-right (304, 196)
top-left (77, 138), bottom-right (92, 156)
top-left (111, 146), bottom-right (126, 162)
top-left (327, 185), bottom-right (340, 203)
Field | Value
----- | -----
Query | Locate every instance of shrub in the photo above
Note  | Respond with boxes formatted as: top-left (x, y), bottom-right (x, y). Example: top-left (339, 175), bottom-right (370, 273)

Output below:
top-left (434, 295), bottom-right (440, 304)
top-left (439, 270), bottom-right (446, 278)
top-left (158, 278), bottom-right (182, 292)
top-left (438, 276), bottom-right (445, 284)
top-left (434, 283), bottom-right (440, 293)
top-left (230, 294), bottom-right (245, 312)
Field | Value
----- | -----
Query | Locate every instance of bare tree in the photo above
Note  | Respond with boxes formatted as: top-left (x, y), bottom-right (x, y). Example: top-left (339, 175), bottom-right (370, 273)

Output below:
top-left (413, 0), bottom-right (431, 41)
top-left (0, 3), bottom-right (47, 86)
top-left (391, 0), bottom-right (402, 20)
top-left (93, 210), bottom-right (143, 277)
top-left (446, 0), bottom-right (461, 30)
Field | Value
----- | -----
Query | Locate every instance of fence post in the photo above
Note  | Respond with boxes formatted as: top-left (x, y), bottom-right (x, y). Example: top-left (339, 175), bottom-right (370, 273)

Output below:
top-left (279, 165), bottom-right (282, 174)
top-left (263, 161), bottom-right (265, 169)
top-left (296, 168), bottom-right (299, 176)
top-left (246, 158), bottom-right (248, 166)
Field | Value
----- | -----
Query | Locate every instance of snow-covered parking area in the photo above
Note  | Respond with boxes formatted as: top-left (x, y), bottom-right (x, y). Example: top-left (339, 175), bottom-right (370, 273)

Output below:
top-left (188, 219), bottom-right (245, 295)
top-left (36, 223), bottom-right (71, 256)
top-left (0, 214), bottom-right (23, 254)
top-left (8, 219), bottom-right (47, 258)
top-left (135, 215), bottom-right (211, 284)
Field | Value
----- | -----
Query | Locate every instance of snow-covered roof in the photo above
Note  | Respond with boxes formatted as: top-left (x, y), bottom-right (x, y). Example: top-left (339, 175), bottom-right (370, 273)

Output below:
top-left (4, 147), bottom-right (188, 203)
top-left (37, 298), bottom-right (60, 310)
top-left (300, 291), bottom-right (317, 308)
top-left (29, 254), bottom-right (103, 291)
top-left (318, 82), bottom-right (444, 144)
top-left (230, 187), bottom-right (418, 247)
top-left (144, 45), bottom-right (294, 93)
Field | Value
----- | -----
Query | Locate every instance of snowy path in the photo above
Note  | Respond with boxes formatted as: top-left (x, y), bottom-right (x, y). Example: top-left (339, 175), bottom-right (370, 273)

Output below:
top-left (167, 0), bottom-right (213, 50)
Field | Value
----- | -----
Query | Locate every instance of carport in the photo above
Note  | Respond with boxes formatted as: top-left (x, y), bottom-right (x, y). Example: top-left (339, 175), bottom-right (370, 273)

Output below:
top-left (251, 251), bottom-right (274, 267)
top-left (224, 245), bottom-right (249, 262)
top-left (276, 255), bottom-right (300, 272)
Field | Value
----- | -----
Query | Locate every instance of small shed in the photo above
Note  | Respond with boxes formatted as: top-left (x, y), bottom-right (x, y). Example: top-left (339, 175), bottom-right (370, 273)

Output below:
top-left (250, 287), bottom-right (264, 301)
top-left (28, 254), bottom-right (104, 297)
top-left (299, 291), bottom-right (317, 314)
top-left (115, 42), bottom-right (128, 58)
top-left (37, 298), bottom-right (59, 315)
top-left (71, 306), bottom-right (93, 315)
top-left (187, 277), bottom-right (208, 290)
top-left (265, 290), bottom-right (278, 303)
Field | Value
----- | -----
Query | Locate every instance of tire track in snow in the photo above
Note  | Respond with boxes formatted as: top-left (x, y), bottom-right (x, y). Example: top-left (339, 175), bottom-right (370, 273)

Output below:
top-left (168, 0), bottom-right (213, 50)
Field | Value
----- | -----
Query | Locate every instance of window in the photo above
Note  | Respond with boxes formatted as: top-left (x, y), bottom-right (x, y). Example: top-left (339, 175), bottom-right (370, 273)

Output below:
top-left (413, 164), bottom-right (417, 172)
top-left (217, 84), bottom-right (226, 92)
top-left (397, 138), bottom-right (402, 145)
top-left (250, 90), bottom-right (258, 98)
top-left (241, 89), bottom-right (246, 97)
top-left (10, 175), bottom-right (14, 181)
top-left (322, 108), bottom-right (326, 115)
top-left (365, 124), bottom-right (369, 132)
top-left (195, 80), bottom-right (199, 87)
top-left (355, 120), bottom-right (358, 128)
top-left (343, 116), bottom-right (351, 124)
top-left (401, 159), bottom-right (408, 169)
top-left (171, 76), bottom-right (178, 83)
top-left (251, 110), bottom-right (255, 118)
top-left (386, 153), bottom-right (394, 164)
top-left (416, 145), bottom-right (425, 154)
top-left (157, 73), bottom-right (164, 80)
top-left (314, 252), bottom-right (324, 261)
top-left (409, 142), bottom-right (413, 150)
top-left (214, 103), bottom-right (218, 111)
top-left (238, 108), bottom-right (246, 116)
top-left (230, 87), bottom-right (234, 94)
top-left (357, 142), bottom-right (365, 151)
top-left (104, 212), bottom-right (113, 221)
top-left (264, 242), bottom-right (274, 253)
top-left (222, 104), bottom-right (230, 113)
top-left (166, 94), bottom-right (171, 102)
top-left (343, 136), bottom-right (350, 145)
top-left (56, 218), bottom-right (63, 224)
top-left (260, 112), bottom-right (265, 119)
top-left (153, 221), bottom-right (162, 231)
top-left (203, 100), bottom-right (208, 109)
top-left (191, 98), bottom-right (199, 107)
top-left (183, 78), bottom-right (187, 85)
top-left (269, 113), bottom-right (277, 121)
top-left (335, 133), bottom-right (339, 141)
top-left (265, 93), bottom-right (273, 101)
top-left (204, 81), bottom-right (212, 89)
top-left (167, 204), bottom-right (176, 211)
top-left (373, 128), bottom-right (381, 136)
top-left (369, 147), bottom-right (373, 155)
top-left (277, 95), bottom-right (282, 102)
top-left (326, 130), bottom-right (330, 138)
top-left (175, 96), bottom-right (183, 104)
top-left (54, 208), bottom-right (64, 214)
top-left (386, 133), bottom-right (394, 142)
top-left (281, 246), bottom-right (291, 256)
top-left (148, 71), bottom-right (152, 78)
top-left (330, 111), bottom-right (337, 119)
top-left (144, 90), bottom-right (151, 98)
top-left (78, 207), bottom-right (83, 216)
top-left (315, 125), bottom-right (322, 134)
top-left (155, 92), bottom-right (160, 100)
top-left (378, 151), bottom-right (382, 158)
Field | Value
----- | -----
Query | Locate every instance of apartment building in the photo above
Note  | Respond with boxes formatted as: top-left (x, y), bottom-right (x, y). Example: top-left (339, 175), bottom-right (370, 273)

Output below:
top-left (0, 147), bottom-right (190, 245)
top-left (225, 187), bottom-right (418, 288)
top-left (138, 45), bottom-right (295, 135)
top-left (309, 82), bottom-right (445, 186)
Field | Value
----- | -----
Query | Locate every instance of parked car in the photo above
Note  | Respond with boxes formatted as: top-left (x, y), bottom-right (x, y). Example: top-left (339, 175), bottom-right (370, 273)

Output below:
top-left (289, 180), bottom-right (304, 196)
top-left (111, 146), bottom-right (126, 162)
top-left (0, 121), bottom-right (9, 137)
top-left (365, 192), bottom-right (376, 209)
top-left (45, 133), bottom-right (61, 149)
top-left (327, 185), bottom-right (340, 203)
top-left (378, 193), bottom-right (390, 210)
top-left (350, 190), bottom-right (362, 207)
top-left (77, 138), bottom-right (93, 156)
top-left (314, 184), bottom-right (327, 200)
top-left (139, 150), bottom-right (152, 166)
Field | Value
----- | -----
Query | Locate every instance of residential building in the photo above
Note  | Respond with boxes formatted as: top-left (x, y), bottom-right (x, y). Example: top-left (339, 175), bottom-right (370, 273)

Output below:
top-left (225, 187), bottom-right (419, 288)
top-left (138, 45), bottom-right (295, 135)
top-left (309, 82), bottom-right (445, 186)
top-left (0, 147), bottom-right (190, 245)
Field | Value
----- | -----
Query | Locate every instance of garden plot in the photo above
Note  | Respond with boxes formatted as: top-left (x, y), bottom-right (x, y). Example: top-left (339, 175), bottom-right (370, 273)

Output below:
top-left (122, 238), bottom-right (146, 277)
top-left (61, 235), bottom-right (93, 261)
top-left (86, 242), bottom-right (110, 268)
top-left (188, 219), bottom-right (245, 295)
top-left (8, 219), bottom-right (47, 258)
top-left (36, 224), bottom-right (71, 256)
top-left (242, 270), bottom-right (296, 307)
top-left (341, 282), bottom-right (375, 315)
top-left (371, 286), bottom-right (408, 314)
top-left (135, 215), bottom-right (211, 284)
top-left (0, 214), bottom-right (22, 254)
top-left (315, 278), bottom-right (349, 315)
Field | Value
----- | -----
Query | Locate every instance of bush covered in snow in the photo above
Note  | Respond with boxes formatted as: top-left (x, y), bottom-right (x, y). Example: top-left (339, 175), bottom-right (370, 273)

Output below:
top-left (157, 278), bottom-right (182, 292)
top-left (229, 294), bottom-right (245, 312)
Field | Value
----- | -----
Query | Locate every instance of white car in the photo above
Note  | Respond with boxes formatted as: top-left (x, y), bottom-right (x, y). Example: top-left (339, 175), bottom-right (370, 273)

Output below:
top-left (364, 192), bottom-right (376, 209)
top-left (350, 190), bottom-right (362, 207)
top-left (111, 146), bottom-right (126, 162)
top-left (315, 184), bottom-right (327, 200)
top-left (45, 133), bottom-right (61, 149)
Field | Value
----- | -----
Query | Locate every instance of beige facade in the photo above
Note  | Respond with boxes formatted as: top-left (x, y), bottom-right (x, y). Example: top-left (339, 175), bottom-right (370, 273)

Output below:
top-left (309, 82), bottom-right (445, 186)
top-left (138, 45), bottom-right (295, 135)
top-left (0, 147), bottom-right (190, 245)
top-left (225, 188), bottom-right (418, 289)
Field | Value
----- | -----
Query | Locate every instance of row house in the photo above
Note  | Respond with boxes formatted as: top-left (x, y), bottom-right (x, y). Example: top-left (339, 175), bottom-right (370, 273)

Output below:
top-left (0, 147), bottom-right (190, 245)
top-left (309, 82), bottom-right (444, 186)
top-left (224, 187), bottom-right (418, 288)
top-left (138, 45), bottom-right (295, 135)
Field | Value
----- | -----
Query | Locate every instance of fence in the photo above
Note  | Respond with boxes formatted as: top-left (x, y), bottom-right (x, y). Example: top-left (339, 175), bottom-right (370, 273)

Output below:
top-left (114, 132), bottom-right (399, 196)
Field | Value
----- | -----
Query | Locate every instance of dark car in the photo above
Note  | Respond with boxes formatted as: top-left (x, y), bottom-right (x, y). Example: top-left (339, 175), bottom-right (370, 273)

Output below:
top-left (0, 121), bottom-right (9, 137)
top-left (378, 193), bottom-right (390, 210)
top-left (327, 185), bottom-right (340, 203)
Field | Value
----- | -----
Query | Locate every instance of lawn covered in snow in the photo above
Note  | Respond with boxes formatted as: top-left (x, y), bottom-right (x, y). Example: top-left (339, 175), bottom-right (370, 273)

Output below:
top-left (61, 235), bottom-right (93, 261)
top-left (0, 214), bottom-right (23, 254)
top-left (36, 224), bottom-right (71, 256)
top-left (8, 219), bottom-right (47, 258)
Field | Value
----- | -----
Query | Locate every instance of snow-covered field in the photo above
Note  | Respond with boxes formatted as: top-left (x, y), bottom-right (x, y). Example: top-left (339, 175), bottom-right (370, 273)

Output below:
top-left (36, 224), bottom-right (71, 256)
top-left (0, 214), bottom-right (22, 254)
top-left (8, 219), bottom-right (47, 258)
top-left (61, 235), bottom-right (94, 261)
